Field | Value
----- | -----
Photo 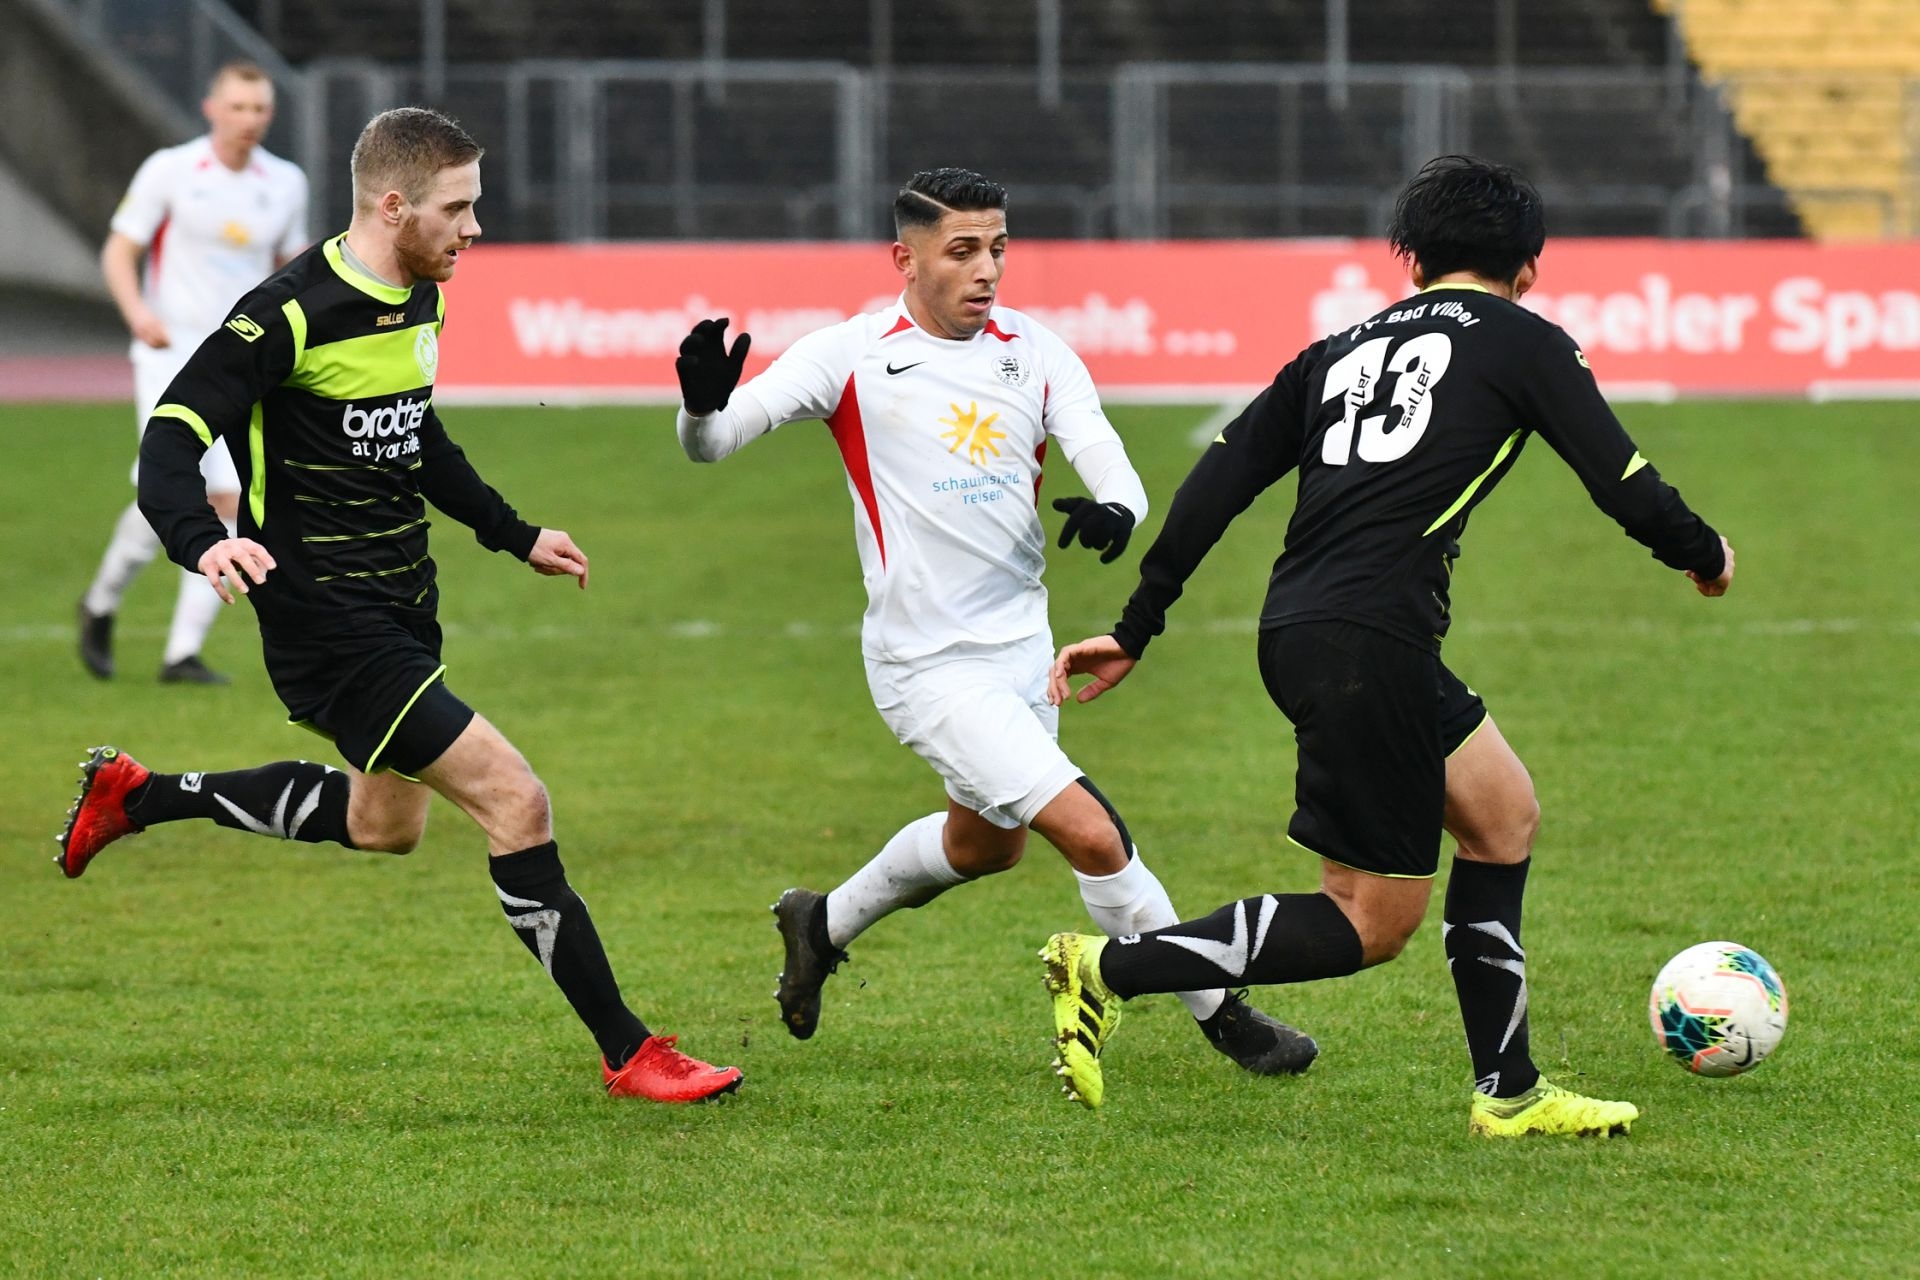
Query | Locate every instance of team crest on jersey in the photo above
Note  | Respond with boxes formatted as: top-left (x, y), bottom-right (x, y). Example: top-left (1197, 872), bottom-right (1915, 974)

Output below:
top-left (991, 354), bottom-right (1031, 388)
top-left (225, 314), bottom-right (265, 343)
top-left (414, 326), bottom-right (439, 383)
top-left (938, 400), bottom-right (1007, 465)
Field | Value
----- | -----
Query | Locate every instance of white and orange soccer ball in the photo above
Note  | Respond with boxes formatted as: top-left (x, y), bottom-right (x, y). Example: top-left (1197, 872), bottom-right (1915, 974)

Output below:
top-left (1649, 941), bottom-right (1789, 1076)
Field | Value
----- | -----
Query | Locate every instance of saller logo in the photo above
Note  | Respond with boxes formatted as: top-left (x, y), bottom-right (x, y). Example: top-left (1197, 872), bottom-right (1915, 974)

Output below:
top-left (342, 397), bottom-right (427, 438)
top-left (225, 314), bottom-right (265, 342)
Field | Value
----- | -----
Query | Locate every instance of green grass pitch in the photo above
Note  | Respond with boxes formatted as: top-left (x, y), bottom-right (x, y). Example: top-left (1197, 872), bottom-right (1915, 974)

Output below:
top-left (3, 399), bottom-right (1917, 1276)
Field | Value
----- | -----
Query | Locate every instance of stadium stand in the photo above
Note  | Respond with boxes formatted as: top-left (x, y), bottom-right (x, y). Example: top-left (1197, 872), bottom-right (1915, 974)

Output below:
top-left (1660, 0), bottom-right (1919, 238)
top-left (219, 0), bottom-right (1803, 240)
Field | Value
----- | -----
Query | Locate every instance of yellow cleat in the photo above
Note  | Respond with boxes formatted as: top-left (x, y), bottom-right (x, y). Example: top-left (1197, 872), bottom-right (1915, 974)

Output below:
top-left (1468, 1079), bottom-right (1639, 1138)
top-left (1040, 933), bottom-right (1121, 1109)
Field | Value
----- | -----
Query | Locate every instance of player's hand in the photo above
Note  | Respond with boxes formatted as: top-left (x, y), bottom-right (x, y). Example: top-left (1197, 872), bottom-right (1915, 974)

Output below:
top-left (196, 538), bottom-right (275, 604)
top-left (130, 307), bottom-right (170, 349)
top-left (1687, 535), bottom-right (1735, 597)
top-left (1052, 497), bottom-right (1136, 564)
top-left (1049, 634), bottom-right (1138, 707)
top-left (530, 528), bottom-right (589, 590)
top-left (676, 317), bottom-right (751, 415)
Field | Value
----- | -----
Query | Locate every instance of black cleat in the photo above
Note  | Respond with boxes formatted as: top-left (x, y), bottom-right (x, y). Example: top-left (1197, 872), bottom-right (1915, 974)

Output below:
top-left (772, 887), bottom-right (848, 1040)
top-left (1201, 990), bottom-right (1319, 1076)
top-left (77, 601), bottom-right (114, 679)
top-left (158, 655), bottom-right (230, 685)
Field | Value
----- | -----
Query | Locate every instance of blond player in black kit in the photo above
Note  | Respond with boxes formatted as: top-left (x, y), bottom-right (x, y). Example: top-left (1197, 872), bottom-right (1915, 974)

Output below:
top-left (55, 107), bottom-right (742, 1104)
top-left (1040, 156), bottom-right (1735, 1134)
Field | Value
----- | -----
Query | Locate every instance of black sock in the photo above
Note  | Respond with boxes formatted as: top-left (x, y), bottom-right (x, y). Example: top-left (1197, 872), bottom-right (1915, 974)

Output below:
top-left (1443, 857), bottom-right (1540, 1099)
top-left (490, 842), bottom-right (652, 1069)
top-left (126, 761), bottom-right (354, 847)
top-left (1100, 893), bottom-right (1364, 998)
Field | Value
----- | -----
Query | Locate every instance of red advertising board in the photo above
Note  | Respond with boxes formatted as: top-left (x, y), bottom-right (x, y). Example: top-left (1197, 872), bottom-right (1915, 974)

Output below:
top-left (436, 239), bottom-right (1920, 403)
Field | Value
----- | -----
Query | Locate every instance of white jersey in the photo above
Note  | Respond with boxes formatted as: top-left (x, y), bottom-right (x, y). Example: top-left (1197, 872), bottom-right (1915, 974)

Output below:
top-left (682, 295), bottom-right (1148, 662)
top-left (111, 135), bottom-right (308, 353)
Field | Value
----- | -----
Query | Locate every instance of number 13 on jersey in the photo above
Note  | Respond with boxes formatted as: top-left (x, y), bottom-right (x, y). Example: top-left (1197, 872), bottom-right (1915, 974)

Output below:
top-left (1321, 333), bottom-right (1454, 465)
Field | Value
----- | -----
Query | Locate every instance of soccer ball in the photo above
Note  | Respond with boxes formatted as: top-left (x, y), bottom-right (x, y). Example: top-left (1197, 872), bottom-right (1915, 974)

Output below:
top-left (1648, 941), bottom-right (1788, 1076)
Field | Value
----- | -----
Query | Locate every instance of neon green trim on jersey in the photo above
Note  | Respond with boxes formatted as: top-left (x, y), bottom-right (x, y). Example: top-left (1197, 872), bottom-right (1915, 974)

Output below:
top-left (1418, 282), bottom-right (1492, 294)
top-left (281, 297), bottom-right (308, 369)
top-left (285, 460), bottom-right (422, 479)
top-left (364, 664), bottom-right (449, 774)
top-left (1286, 834), bottom-right (1437, 880)
top-left (294, 494), bottom-right (380, 506)
top-left (313, 552), bottom-right (431, 584)
top-left (323, 234), bottom-right (412, 305)
top-left (287, 327), bottom-right (440, 400)
top-left (1422, 429), bottom-right (1523, 537)
top-left (300, 517), bottom-right (427, 544)
top-left (1446, 712), bottom-right (1491, 759)
top-left (248, 402), bottom-right (267, 526)
top-left (1622, 451), bottom-right (1650, 480)
top-left (152, 403), bottom-right (214, 448)
top-left (436, 290), bottom-right (446, 322)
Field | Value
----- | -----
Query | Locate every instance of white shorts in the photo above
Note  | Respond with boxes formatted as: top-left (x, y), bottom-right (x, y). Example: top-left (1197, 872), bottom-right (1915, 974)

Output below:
top-left (866, 631), bottom-right (1084, 830)
top-left (130, 340), bottom-right (241, 494)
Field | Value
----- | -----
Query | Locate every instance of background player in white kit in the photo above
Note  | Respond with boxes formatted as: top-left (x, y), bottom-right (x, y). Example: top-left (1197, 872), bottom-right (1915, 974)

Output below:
top-left (674, 168), bottom-right (1314, 1085)
top-left (79, 61), bottom-right (308, 684)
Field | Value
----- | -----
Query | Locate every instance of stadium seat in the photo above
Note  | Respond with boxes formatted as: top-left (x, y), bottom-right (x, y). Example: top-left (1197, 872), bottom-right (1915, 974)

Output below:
top-left (1661, 0), bottom-right (1918, 237)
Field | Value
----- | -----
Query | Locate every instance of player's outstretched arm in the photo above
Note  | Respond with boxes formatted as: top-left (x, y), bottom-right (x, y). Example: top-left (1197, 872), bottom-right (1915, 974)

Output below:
top-left (416, 409), bottom-right (542, 562)
top-left (138, 298), bottom-right (296, 577)
top-left (528, 528), bottom-right (590, 590)
top-left (1521, 328), bottom-right (1729, 593)
top-left (1048, 635), bottom-right (1137, 707)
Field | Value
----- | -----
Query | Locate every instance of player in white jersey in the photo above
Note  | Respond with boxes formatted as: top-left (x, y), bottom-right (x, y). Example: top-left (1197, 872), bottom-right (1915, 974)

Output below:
top-left (674, 168), bottom-right (1316, 1081)
top-left (79, 61), bottom-right (309, 685)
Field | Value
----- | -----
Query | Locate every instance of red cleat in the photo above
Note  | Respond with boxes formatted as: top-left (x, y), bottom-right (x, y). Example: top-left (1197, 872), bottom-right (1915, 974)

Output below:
top-left (603, 1034), bottom-right (744, 1103)
top-left (57, 746), bottom-right (150, 879)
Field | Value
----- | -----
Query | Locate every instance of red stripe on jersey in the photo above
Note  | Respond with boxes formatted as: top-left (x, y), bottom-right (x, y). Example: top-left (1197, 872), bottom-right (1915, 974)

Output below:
top-left (881, 316), bottom-right (913, 338)
top-left (1033, 440), bottom-right (1048, 505)
top-left (984, 319), bottom-right (1018, 342)
top-left (826, 374), bottom-right (886, 567)
top-left (148, 216), bottom-right (171, 289)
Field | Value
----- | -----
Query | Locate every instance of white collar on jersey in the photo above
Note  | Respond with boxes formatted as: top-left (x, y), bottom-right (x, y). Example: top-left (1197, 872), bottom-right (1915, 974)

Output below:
top-left (886, 292), bottom-right (1021, 345)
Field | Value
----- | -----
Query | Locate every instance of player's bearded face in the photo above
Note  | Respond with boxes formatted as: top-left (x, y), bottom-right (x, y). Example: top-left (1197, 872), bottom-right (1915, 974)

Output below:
top-left (901, 210), bottom-right (1007, 340)
top-left (397, 162), bottom-right (483, 284)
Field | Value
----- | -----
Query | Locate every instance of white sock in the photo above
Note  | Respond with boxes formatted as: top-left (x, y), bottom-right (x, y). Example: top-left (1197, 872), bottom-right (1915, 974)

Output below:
top-left (824, 812), bottom-right (963, 949)
top-left (84, 501), bottom-right (161, 616)
top-left (162, 515), bottom-right (235, 664)
top-left (1074, 851), bottom-right (1226, 1021)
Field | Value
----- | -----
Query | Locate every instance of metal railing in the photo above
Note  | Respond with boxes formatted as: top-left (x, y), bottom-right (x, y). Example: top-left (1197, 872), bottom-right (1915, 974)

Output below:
top-left (51, 0), bottom-right (323, 182)
top-left (51, 0), bottom-right (1920, 243)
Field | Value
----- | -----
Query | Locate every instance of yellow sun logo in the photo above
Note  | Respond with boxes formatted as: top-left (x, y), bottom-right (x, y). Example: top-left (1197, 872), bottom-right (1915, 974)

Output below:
top-left (221, 221), bottom-right (254, 248)
top-left (938, 401), bottom-right (1006, 465)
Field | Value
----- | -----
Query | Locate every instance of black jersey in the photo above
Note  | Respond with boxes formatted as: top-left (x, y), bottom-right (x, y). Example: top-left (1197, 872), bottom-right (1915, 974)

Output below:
top-left (1112, 284), bottom-right (1725, 656)
top-left (138, 233), bottom-right (537, 627)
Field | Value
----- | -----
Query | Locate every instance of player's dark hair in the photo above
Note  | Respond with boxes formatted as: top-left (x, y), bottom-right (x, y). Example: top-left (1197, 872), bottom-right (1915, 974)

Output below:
top-left (1388, 155), bottom-right (1545, 285)
top-left (207, 60), bottom-right (270, 95)
top-left (893, 168), bottom-right (1008, 236)
top-left (350, 107), bottom-right (484, 208)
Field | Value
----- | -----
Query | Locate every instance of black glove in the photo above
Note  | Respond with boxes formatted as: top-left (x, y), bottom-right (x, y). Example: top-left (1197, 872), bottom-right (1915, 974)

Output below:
top-left (676, 317), bottom-right (751, 414)
top-left (1052, 497), bottom-right (1136, 564)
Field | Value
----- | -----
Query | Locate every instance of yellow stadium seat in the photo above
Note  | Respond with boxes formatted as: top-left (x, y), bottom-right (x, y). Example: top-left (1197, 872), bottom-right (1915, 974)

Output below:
top-left (1665, 0), bottom-right (1918, 238)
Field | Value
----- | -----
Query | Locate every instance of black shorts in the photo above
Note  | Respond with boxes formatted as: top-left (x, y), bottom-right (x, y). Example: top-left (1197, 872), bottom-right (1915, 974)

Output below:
top-left (260, 606), bottom-right (475, 776)
top-left (1259, 621), bottom-right (1488, 881)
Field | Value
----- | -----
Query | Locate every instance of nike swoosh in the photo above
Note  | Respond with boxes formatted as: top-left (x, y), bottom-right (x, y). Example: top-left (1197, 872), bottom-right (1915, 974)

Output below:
top-left (886, 361), bottom-right (924, 375)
